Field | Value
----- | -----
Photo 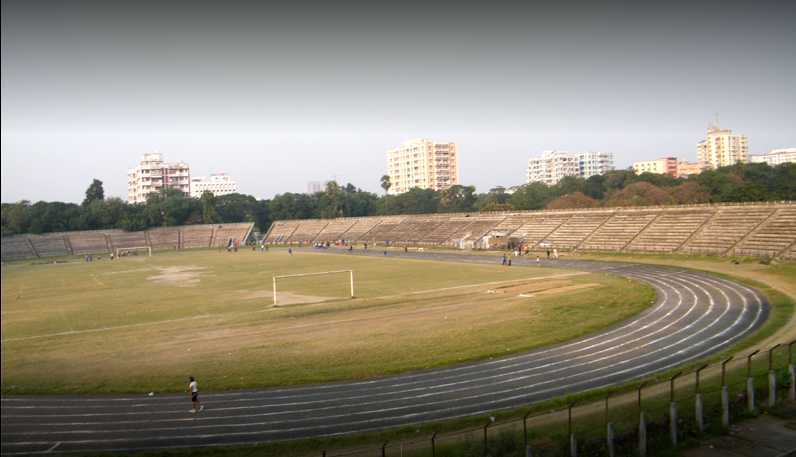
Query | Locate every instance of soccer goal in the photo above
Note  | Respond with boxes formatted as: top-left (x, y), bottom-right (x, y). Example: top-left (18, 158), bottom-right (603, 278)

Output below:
top-left (272, 269), bottom-right (354, 306)
top-left (115, 246), bottom-right (152, 257)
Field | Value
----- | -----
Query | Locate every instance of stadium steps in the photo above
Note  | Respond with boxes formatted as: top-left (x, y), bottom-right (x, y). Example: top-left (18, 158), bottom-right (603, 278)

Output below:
top-left (180, 225), bottom-right (215, 249)
top-left (287, 220), bottom-right (330, 244)
top-left (542, 213), bottom-right (612, 251)
top-left (0, 236), bottom-right (38, 260)
top-left (422, 218), bottom-right (475, 244)
top-left (28, 233), bottom-right (71, 257)
top-left (580, 213), bottom-right (658, 251)
top-left (68, 231), bottom-right (113, 255)
top-left (147, 227), bottom-right (180, 251)
top-left (337, 217), bottom-right (382, 241)
top-left (314, 219), bottom-right (357, 242)
top-left (626, 210), bottom-right (714, 253)
top-left (359, 217), bottom-right (407, 243)
top-left (451, 215), bottom-right (507, 246)
top-left (733, 207), bottom-right (796, 258)
top-left (211, 223), bottom-right (253, 248)
top-left (264, 221), bottom-right (300, 244)
top-left (511, 215), bottom-right (571, 249)
top-left (385, 216), bottom-right (448, 244)
top-left (680, 207), bottom-right (776, 255)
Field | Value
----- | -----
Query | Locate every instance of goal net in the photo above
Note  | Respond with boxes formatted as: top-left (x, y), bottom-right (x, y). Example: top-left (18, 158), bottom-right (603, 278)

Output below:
top-left (272, 270), bottom-right (354, 306)
top-left (115, 246), bottom-right (152, 257)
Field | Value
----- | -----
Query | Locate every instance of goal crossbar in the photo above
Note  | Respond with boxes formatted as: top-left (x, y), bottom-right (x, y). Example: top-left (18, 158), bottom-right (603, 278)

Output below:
top-left (115, 246), bottom-right (152, 257)
top-left (272, 270), bottom-right (354, 306)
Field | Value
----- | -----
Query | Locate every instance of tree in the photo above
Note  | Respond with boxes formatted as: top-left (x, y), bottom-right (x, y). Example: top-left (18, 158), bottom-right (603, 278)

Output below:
top-left (546, 192), bottom-right (599, 209)
top-left (669, 182), bottom-right (711, 204)
top-left (380, 175), bottom-right (392, 195)
top-left (438, 185), bottom-right (476, 213)
top-left (200, 191), bottom-right (219, 224)
top-left (82, 179), bottom-right (105, 206)
top-left (605, 182), bottom-right (675, 207)
top-left (508, 182), bottom-right (553, 210)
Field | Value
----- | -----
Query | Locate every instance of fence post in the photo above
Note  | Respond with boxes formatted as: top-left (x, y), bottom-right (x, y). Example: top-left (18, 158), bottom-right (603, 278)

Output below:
top-left (523, 410), bottom-right (533, 457)
top-left (483, 417), bottom-right (494, 457)
top-left (721, 357), bottom-right (733, 427)
top-left (695, 364), bottom-right (708, 433)
top-left (747, 350), bottom-right (760, 413)
top-left (769, 344), bottom-right (781, 407)
top-left (789, 341), bottom-right (795, 402)
top-left (431, 432), bottom-right (437, 457)
top-left (381, 441), bottom-right (388, 457)
top-left (638, 382), bottom-right (647, 457)
top-left (605, 393), bottom-right (615, 457)
top-left (669, 372), bottom-right (682, 447)
top-left (568, 403), bottom-right (577, 457)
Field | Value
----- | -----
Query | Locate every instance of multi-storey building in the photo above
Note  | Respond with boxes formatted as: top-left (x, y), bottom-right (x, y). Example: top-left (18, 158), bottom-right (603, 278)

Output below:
top-left (386, 139), bottom-right (459, 194)
top-left (633, 157), bottom-right (678, 177)
top-left (527, 150), bottom-right (614, 185)
top-left (190, 173), bottom-right (239, 198)
top-left (696, 125), bottom-right (748, 169)
top-left (749, 148), bottom-right (796, 166)
top-left (127, 153), bottom-right (190, 204)
top-left (676, 161), bottom-right (707, 177)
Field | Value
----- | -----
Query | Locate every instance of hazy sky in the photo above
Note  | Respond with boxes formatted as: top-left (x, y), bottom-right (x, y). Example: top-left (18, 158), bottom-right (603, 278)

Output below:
top-left (2, 0), bottom-right (795, 203)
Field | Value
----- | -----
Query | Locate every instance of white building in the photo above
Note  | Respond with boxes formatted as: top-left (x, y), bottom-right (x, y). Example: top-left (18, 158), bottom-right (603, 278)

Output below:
top-left (386, 139), bottom-right (459, 194)
top-left (527, 150), bottom-right (614, 185)
top-left (749, 148), bottom-right (796, 166)
top-left (696, 125), bottom-right (749, 169)
top-left (127, 153), bottom-right (191, 204)
top-left (190, 173), bottom-right (239, 198)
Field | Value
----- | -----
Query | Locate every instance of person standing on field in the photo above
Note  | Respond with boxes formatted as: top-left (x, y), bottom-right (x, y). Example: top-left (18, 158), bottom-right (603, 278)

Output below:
top-left (187, 376), bottom-right (203, 413)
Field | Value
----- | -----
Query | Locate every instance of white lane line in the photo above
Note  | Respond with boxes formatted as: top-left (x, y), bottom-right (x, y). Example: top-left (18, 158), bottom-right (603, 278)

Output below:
top-left (44, 441), bottom-right (60, 453)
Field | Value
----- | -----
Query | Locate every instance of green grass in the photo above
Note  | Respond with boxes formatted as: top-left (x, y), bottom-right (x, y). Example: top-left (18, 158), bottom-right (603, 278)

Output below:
top-left (1, 249), bottom-right (653, 394)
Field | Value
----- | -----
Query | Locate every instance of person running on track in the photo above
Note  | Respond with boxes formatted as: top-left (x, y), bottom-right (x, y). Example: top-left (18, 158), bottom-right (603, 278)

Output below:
top-left (187, 376), bottom-right (204, 413)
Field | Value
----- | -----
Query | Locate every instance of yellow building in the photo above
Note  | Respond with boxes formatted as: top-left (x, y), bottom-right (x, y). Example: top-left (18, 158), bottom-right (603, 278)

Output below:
top-left (386, 139), bottom-right (459, 194)
top-left (696, 125), bottom-right (748, 169)
top-left (633, 157), bottom-right (678, 176)
top-left (676, 161), bottom-right (707, 177)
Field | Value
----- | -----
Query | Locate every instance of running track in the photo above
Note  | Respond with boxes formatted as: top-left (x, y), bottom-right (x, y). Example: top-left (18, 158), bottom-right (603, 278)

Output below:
top-left (1, 252), bottom-right (769, 455)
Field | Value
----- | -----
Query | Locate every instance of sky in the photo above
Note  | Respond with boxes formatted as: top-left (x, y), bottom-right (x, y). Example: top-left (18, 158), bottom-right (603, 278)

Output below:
top-left (2, 0), bottom-right (795, 203)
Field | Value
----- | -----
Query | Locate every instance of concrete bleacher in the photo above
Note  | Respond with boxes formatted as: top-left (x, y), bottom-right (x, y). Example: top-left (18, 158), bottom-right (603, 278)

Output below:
top-left (287, 220), bottom-right (330, 244)
top-left (147, 227), bottom-right (180, 251)
top-left (415, 217), bottom-right (471, 244)
top-left (68, 230), bottom-right (112, 255)
top-left (734, 207), bottom-right (796, 258)
top-left (359, 217), bottom-right (407, 243)
top-left (336, 217), bottom-right (382, 241)
top-left (580, 212), bottom-right (658, 251)
top-left (211, 223), bottom-right (254, 248)
top-left (626, 210), bottom-right (713, 253)
top-left (681, 207), bottom-right (775, 255)
top-left (511, 214), bottom-right (572, 248)
top-left (451, 215), bottom-right (507, 245)
top-left (109, 231), bottom-right (149, 250)
top-left (28, 234), bottom-right (71, 257)
top-left (314, 219), bottom-right (357, 242)
top-left (180, 225), bottom-right (214, 249)
top-left (541, 213), bottom-right (611, 251)
top-left (264, 221), bottom-right (300, 244)
top-left (0, 236), bottom-right (37, 260)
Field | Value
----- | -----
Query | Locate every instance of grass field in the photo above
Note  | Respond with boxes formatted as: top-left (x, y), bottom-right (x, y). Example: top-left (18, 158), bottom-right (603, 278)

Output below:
top-left (1, 249), bottom-right (654, 394)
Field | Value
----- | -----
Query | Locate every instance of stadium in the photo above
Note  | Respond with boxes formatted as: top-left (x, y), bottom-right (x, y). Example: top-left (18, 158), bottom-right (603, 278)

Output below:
top-left (2, 202), bottom-right (795, 456)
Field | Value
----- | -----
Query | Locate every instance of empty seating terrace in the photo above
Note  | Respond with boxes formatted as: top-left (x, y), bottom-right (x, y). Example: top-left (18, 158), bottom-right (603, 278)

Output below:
top-left (264, 221), bottom-right (300, 244)
top-left (626, 210), bottom-right (713, 253)
top-left (147, 227), bottom-right (180, 251)
top-left (28, 233), bottom-right (71, 257)
top-left (180, 225), bottom-right (214, 249)
top-left (1, 236), bottom-right (36, 260)
top-left (452, 215), bottom-right (506, 245)
top-left (541, 212), bottom-right (611, 251)
top-left (512, 214), bottom-right (571, 248)
top-left (109, 231), bottom-right (149, 250)
top-left (336, 218), bottom-right (382, 242)
top-left (212, 223), bottom-right (254, 248)
top-left (288, 220), bottom-right (330, 244)
top-left (682, 207), bottom-right (776, 255)
top-left (580, 212), bottom-right (658, 251)
top-left (415, 217), bottom-right (471, 244)
top-left (68, 230), bottom-right (112, 254)
top-left (734, 207), bottom-right (796, 257)
top-left (314, 219), bottom-right (357, 242)
top-left (358, 217), bottom-right (407, 243)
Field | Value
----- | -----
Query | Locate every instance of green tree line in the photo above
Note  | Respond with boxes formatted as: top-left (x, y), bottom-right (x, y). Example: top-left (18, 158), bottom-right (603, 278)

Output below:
top-left (2, 162), bottom-right (794, 237)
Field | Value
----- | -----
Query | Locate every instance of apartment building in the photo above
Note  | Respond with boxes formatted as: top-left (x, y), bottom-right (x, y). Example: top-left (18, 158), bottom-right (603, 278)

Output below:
top-left (676, 161), bottom-right (707, 177)
top-left (527, 150), bottom-right (614, 185)
top-left (633, 157), bottom-right (678, 176)
top-left (696, 125), bottom-right (749, 169)
top-left (190, 173), bottom-right (239, 198)
top-left (386, 139), bottom-right (459, 194)
top-left (127, 153), bottom-right (190, 204)
top-left (749, 148), bottom-right (796, 166)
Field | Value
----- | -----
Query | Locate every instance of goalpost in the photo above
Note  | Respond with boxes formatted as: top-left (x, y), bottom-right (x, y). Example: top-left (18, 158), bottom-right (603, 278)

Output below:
top-left (272, 269), bottom-right (354, 306)
top-left (115, 246), bottom-right (152, 257)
